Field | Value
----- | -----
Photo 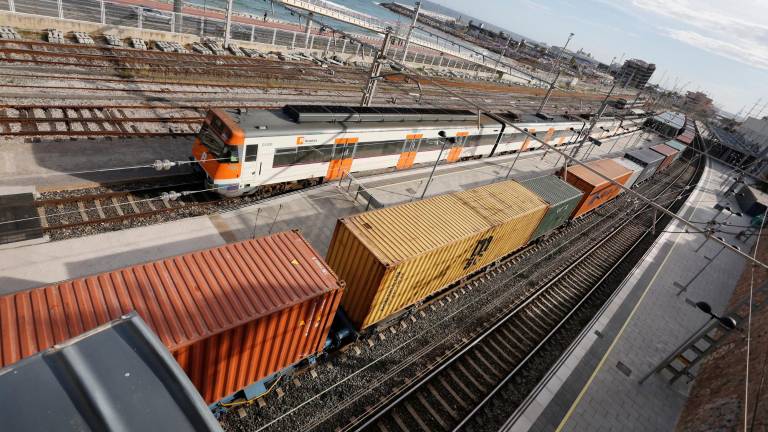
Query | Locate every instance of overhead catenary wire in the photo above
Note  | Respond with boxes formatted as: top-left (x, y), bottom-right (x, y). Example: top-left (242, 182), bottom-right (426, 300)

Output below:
top-left (744, 206), bottom-right (768, 431)
top-left (378, 58), bottom-right (768, 269)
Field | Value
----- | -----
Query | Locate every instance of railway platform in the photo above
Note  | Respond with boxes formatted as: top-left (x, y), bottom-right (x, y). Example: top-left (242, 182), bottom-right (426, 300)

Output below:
top-left (507, 158), bottom-right (764, 431)
top-left (0, 129), bottom-right (659, 296)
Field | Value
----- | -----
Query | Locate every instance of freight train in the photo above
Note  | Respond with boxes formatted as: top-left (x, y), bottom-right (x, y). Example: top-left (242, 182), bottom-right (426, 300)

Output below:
top-left (0, 111), bottom-right (692, 412)
top-left (192, 105), bottom-right (648, 197)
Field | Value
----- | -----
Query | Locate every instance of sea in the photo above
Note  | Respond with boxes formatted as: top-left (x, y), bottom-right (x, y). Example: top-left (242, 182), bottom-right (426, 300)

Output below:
top-left (185, 0), bottom-right (530, 42)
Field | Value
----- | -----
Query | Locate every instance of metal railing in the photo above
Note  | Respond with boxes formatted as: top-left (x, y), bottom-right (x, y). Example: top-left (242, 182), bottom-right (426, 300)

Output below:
top-left (2, 0), bottom-right (490, 74)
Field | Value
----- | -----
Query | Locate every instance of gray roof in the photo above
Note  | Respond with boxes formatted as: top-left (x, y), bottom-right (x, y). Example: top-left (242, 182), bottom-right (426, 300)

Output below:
top-left (625, 148), bottom-right (665, 164)
top-left (225, 109), bottom-right (503, 138)
top-left (521, 174), bottom-right (583, 206)
top-left (0, 313), bottom-right (222, 432)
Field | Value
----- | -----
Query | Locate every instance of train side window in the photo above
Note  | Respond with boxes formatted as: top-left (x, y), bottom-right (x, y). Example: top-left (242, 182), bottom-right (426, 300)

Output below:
top-left (244, 145), bottom-right (258, 162)
top-left (355, 140), bottom-right (402, 158)
top-left (418, 138), bottom-right (443, 152)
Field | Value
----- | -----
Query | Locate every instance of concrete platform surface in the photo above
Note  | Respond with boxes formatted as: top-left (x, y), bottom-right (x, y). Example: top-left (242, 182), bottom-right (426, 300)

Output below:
top-left (0, 130), bottom-right (660, 296)
top-left (505, 158), bottom-right (761, 432)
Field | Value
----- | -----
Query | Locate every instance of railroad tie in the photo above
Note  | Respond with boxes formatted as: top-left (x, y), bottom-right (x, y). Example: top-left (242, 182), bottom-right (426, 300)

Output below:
top-left (77, 201), bottom-right (89, 222)
top-left (126, 195), bottom-right (140, 214)
top-left (111, 197), bottom-right (124, 216)
top-left (415, 394), bottom-right (448, 429)
top-left (36, 207), bottom-right (48, 228)
top-left (57, 204), bottom-right (67, 224)
top-left (404, 400), bottom-right (431, 431)
top-left (427, 383), bottom-right (459, 419)
top-left (94, 199), bottom-right (107, 219)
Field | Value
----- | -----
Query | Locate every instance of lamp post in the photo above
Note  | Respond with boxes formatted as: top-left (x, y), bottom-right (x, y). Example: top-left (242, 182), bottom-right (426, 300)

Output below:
top-left (420, 131), bottom-right (450, 199)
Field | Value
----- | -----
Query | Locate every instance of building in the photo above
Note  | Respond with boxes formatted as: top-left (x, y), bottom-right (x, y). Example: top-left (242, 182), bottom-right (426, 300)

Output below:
top-left (683, 91), bottom-right (714, 116)
top-left (737, 116), bottom-right (768, 154)
top-left (616, 58), bottom-right (656, 89)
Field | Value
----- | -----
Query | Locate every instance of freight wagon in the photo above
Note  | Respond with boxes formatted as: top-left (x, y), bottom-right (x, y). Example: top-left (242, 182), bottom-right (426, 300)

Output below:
top-left (0, 231), bottom-right (344, 404)
top-left (612, 157), bottom-right (644, 189)
top-left (559, 159), bottom-right (634, 218)
top-left (326, 180), bottom-right (548, 329)
top-left (665, 139), bottom-right (687, 160)
top-left (624, 149), bottom-right (665, 184)
top-left (650, 143), bottom-right (679, 171)
top-left (521, 175), bottom-right (584, 240)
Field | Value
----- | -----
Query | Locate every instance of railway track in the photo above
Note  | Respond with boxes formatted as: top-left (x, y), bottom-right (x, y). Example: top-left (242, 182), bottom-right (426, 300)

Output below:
top-left (220, 149), bottom-right (701, 432)
top-left (0, 106), bottom-right (205, 137)
top-left (35, 178), bottom-right (220, 237)
top-left (344, 152), bottom-right (702, 431)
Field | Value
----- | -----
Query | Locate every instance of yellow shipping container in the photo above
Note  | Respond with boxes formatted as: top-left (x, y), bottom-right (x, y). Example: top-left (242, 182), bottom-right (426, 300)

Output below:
top-left (326, 180), bottom-right (549, 329)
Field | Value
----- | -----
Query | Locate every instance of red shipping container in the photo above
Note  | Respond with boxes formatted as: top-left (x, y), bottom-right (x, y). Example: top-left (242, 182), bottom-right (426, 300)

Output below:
top-left (650, 143), bottom-right (679, 171)
top-left (560, 159), bottom-right (633, 218)
top-left (0, 231), bottom-right (344, 404)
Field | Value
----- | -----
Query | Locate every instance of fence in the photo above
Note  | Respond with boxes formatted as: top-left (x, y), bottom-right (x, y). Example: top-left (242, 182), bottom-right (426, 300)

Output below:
top-left (1, 0), bottom-right (490, 73)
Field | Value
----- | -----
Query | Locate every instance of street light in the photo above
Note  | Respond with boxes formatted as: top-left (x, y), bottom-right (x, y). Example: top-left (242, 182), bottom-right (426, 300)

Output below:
top-left (420, 131), bottom-right (450, 199)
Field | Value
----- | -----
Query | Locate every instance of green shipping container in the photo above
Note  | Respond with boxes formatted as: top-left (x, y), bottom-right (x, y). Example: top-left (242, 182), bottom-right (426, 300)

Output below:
top-left (521, 175), bottom-right (584, 240)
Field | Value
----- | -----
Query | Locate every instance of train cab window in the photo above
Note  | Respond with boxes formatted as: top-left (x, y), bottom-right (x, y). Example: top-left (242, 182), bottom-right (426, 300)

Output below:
top-left (244, 145), bottom-right (259, 162)
top-left (199, 123), bottom-right (237, 162)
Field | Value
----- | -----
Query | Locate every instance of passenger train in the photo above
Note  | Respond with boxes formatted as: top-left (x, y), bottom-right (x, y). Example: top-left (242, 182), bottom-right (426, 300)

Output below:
top-left (192, 105), bottom-right (648, 197)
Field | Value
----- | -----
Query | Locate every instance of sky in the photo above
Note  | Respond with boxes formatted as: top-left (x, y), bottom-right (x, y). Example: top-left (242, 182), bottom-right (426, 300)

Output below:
top-left (433, 0), bottom-right (768, 116)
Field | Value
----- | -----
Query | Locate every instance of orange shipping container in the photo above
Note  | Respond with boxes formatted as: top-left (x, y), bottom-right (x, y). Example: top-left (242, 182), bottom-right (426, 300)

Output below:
top-left (0, 231), bottom-right (344, 404)
top-left (650, 143), bottom-right (679, 171)
top-left (560, 158), bottom-right (633, 218)
top-left (326, 180), bottom-right (548, 330)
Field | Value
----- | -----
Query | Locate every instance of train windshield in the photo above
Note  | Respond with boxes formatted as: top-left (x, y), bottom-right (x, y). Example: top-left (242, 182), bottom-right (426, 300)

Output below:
top-left (199, 124), bottom-right (238, 162)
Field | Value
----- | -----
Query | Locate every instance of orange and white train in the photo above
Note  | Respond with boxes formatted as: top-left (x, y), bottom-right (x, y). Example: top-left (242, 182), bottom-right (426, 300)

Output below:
top-left (192, 105), bottom-right (646, 197)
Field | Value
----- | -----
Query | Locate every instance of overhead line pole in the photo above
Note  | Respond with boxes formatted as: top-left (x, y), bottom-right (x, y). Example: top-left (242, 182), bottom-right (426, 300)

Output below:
top-left (267, 4), bottom-right (768, 269)
top-left (537, 32), bottom-right (574, 115)
top-left (223, 0), bottom-right (234, 48)
top-left (399, 1), bottom-right (421, 62)
top-left (384, 61), bottom-right (768, 270)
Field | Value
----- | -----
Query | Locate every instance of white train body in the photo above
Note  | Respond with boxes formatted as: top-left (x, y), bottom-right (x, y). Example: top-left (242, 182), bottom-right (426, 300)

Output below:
top-left (192, 106), bottom-right (645, 197)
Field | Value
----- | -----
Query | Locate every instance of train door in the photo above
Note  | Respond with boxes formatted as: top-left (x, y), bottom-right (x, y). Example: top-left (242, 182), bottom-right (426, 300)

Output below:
top-left (520, 128), bottom-right (536, 152)
top-left (397, 134), bottom-right (422, 170)
top-left (446, 132), bottom-right (469, 163)
top-left (543, 128), bottom-right (555, 147)
top-left (326, 138), bottom-right (357, 181)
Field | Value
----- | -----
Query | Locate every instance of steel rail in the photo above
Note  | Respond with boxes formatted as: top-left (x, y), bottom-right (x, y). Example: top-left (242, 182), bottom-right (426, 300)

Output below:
top-left (349, 152), bottom-right (699, 431)
top-left (455, 148), bottom-right (704, 429)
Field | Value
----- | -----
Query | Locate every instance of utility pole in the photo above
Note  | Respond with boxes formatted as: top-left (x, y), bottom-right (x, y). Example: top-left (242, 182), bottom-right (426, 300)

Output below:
top-left (304, 13), bottom-right (314, 48)
top-left (223, 0), bottom-right (234, 48)
top-left (494, 33), bottom-right (513, 71)
top-left (745, 97), bottom-right (763, 119)
top-left (573, 79), bottom-right (620, 161)
top-left (361, 28), bottom-right (393, 107)
top-left (400, 1), bottom-right (421, 62)
top-left (537, 32), bottom-right (574, 115)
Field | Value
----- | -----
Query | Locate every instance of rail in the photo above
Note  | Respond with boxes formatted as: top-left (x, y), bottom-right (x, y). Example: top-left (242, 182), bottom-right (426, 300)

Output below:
top-left (343, 146), bottom-right (703, 430)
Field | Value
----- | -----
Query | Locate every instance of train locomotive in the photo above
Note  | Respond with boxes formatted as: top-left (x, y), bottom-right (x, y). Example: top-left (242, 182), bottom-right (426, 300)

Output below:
top-left (192, 105), bottom-right (647, 197)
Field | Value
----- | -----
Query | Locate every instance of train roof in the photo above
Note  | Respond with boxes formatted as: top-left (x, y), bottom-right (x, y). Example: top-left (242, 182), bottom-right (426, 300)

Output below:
top-left (224, 108), bottom-right (503, 137)
top-left (220, 106), bottom-right (645, 138)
